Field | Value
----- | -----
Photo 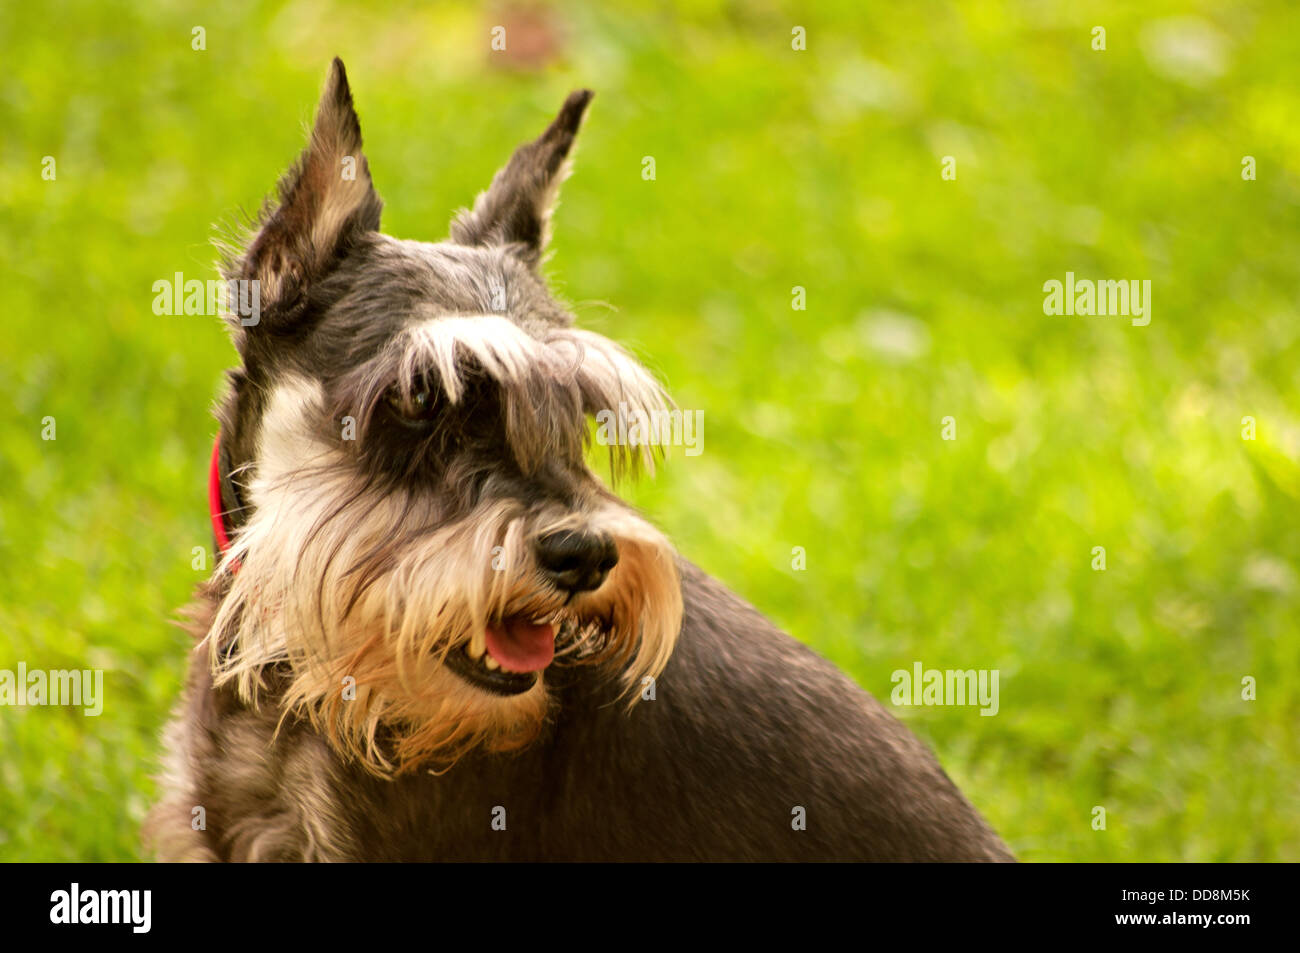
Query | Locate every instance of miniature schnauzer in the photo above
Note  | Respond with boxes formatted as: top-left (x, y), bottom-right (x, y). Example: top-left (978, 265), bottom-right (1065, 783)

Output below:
top-left (146, 59), bottom-right (1013, 862)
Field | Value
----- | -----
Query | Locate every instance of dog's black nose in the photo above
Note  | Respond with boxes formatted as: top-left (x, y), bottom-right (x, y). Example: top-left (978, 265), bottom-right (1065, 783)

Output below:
top-left (536, 530), bottom-right (619, 594)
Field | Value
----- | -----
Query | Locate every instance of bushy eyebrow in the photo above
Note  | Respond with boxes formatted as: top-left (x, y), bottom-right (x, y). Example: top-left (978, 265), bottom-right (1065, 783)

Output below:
top-left (328, 315), bottom-right (675, 477)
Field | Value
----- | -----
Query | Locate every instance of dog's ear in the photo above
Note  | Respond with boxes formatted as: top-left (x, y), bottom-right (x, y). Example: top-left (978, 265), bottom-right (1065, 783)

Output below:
top-left (223, 57), bottom-right (382, 333)
top-left (450, 89), bottom-right (593, 267)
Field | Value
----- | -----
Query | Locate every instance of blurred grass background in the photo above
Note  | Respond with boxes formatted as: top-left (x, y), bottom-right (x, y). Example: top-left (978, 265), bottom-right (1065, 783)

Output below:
top-left (2, 0), bottom-right (1298, 861)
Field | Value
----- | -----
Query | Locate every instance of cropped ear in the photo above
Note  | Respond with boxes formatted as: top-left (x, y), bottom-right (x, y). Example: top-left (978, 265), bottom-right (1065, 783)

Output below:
top-left (450, 89), bottom-right (593, 267)
top-left (223, 57), bottom-right (382, 332)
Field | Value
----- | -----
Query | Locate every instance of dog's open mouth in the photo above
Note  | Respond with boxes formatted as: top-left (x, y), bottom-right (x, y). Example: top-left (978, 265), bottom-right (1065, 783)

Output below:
top-left (444, 616), bottom-right (558, 695)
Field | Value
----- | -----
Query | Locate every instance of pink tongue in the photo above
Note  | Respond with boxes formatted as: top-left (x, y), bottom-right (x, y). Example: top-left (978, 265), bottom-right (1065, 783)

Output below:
top-left (484, 619), bottom-right (555, 673)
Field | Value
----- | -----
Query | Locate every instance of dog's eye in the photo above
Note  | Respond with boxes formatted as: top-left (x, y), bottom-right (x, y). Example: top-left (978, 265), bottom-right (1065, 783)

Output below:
top-left (385, 387), bottom-right (441, 424)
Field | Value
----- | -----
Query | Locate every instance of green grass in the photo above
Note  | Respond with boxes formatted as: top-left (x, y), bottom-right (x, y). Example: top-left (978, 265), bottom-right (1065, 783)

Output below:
top-left (2, 0), bottom-right (1297, 861)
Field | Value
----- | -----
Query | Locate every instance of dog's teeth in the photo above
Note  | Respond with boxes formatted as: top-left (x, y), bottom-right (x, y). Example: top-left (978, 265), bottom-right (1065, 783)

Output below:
top-left (484, 655), bottom-right (500, 670)
top-left (464, 641), bottom-right (485, 660)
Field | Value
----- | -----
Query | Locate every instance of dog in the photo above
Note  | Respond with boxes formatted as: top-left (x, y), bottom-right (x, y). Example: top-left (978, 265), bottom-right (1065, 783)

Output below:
top-left (145, 59), bottom-right (1014, 862)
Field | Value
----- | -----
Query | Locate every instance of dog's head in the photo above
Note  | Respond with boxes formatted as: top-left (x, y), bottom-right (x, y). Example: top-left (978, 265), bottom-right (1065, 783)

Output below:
top-left (205, 59), bottom-right (682, 775)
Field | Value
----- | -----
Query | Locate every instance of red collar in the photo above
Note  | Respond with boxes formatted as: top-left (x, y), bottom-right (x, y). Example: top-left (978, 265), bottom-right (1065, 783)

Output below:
top-left (208, 434), bottom-right (239, 570)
